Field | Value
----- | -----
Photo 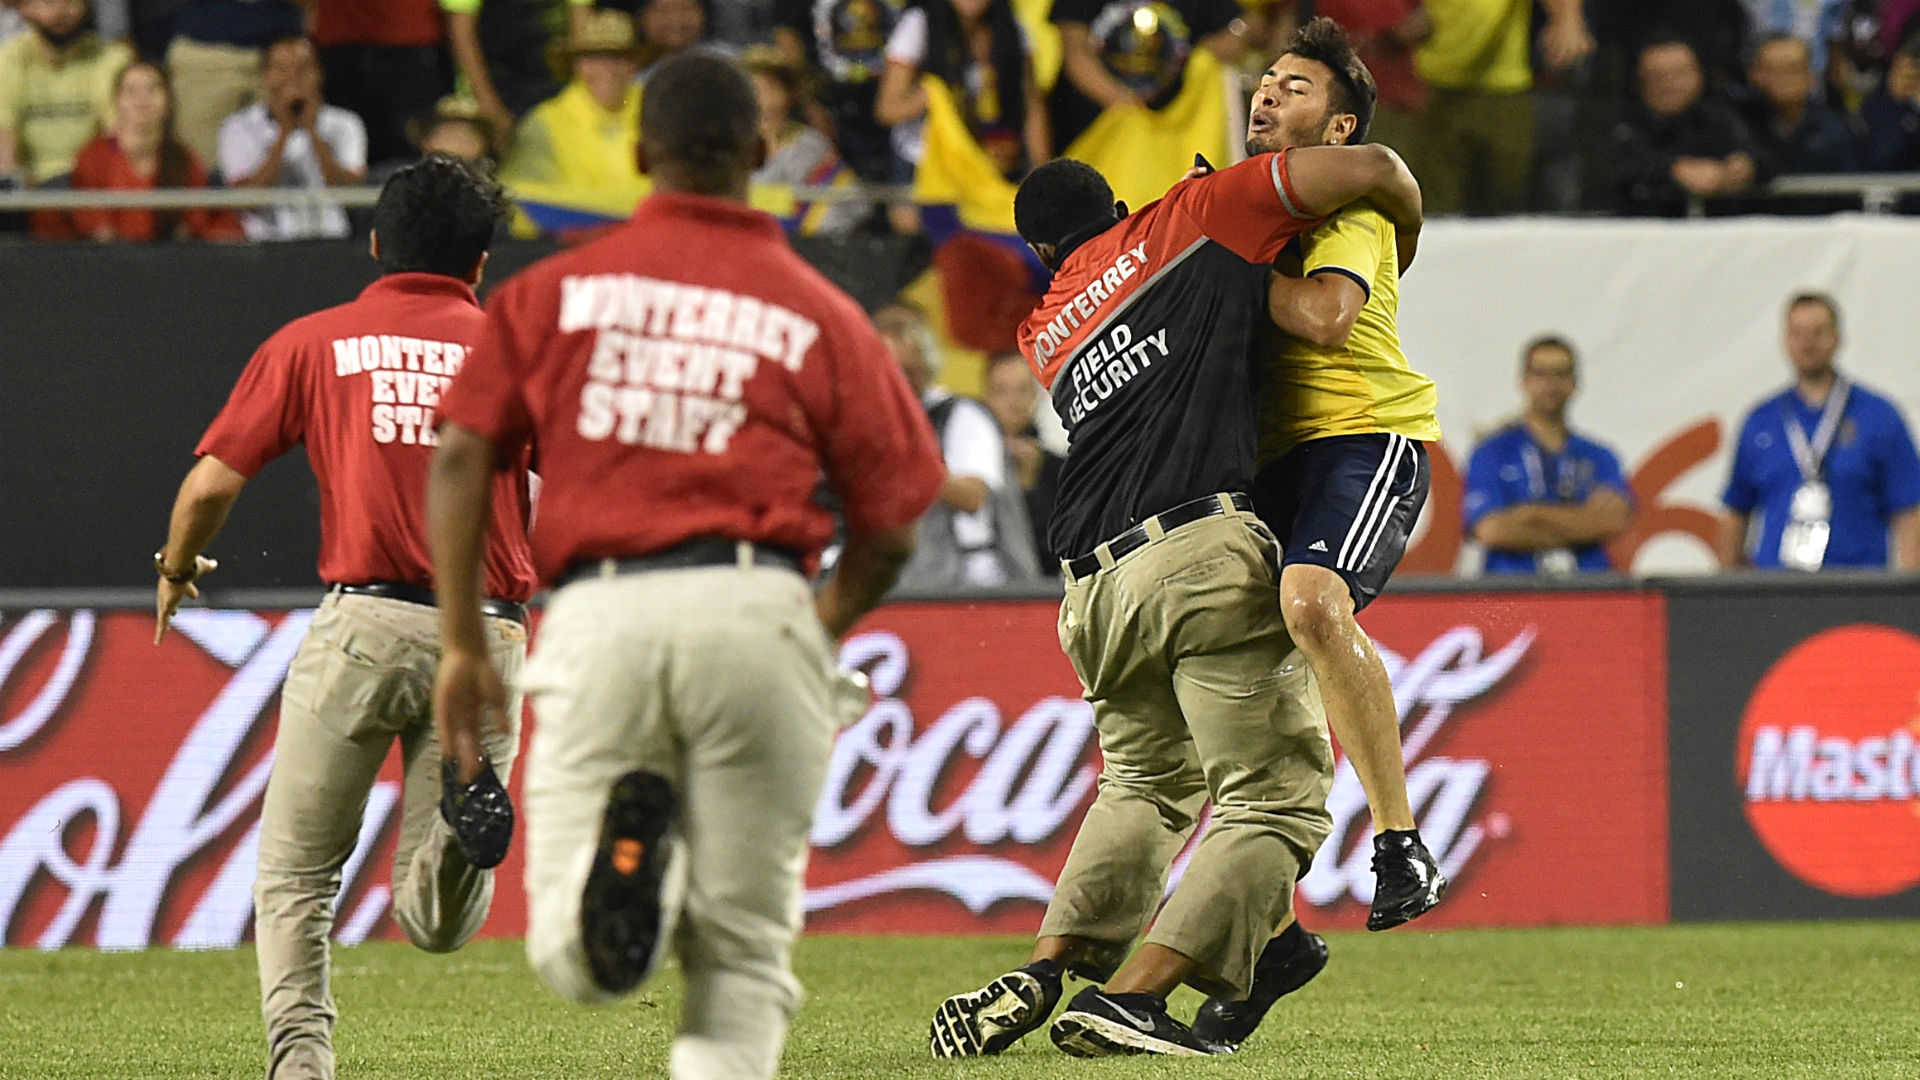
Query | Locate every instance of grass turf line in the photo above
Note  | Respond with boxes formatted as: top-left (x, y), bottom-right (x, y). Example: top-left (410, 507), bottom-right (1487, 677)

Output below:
top-left (1, 923), bottom-right (1915, 1078)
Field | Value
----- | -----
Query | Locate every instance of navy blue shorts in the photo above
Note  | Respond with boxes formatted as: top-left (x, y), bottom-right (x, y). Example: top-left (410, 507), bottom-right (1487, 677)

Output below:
top-left (1251, 433), bottom-right (1430, 612)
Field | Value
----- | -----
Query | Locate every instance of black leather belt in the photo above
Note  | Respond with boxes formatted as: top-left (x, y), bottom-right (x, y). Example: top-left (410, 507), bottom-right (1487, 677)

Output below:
top-left (1063, 492), bottom-right (1254, 582)
top-left (557, 538), bottom-right (804, 589)
top-left (332, 582), bottom-right (529, 626)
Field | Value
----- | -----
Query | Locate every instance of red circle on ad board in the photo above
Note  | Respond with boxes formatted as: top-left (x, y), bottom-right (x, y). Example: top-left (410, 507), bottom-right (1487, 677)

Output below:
top-left (1735, 624), bottom-right (1920, 899)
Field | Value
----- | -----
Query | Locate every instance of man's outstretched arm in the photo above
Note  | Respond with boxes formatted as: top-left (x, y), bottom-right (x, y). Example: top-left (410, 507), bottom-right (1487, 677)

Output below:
top-left (430, 422), bottom-right (507, 783)
top-left (1284, 144), bottom-right (1422, 267)
top-left (154, 455), bottom-right (247, 642)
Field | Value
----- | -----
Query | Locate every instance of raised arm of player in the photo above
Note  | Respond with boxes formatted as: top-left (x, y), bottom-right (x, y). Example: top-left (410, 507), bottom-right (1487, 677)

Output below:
top-left (153, 455), bottom-right (247, 642)
top-left (429, 421), bottom-right (508, 784)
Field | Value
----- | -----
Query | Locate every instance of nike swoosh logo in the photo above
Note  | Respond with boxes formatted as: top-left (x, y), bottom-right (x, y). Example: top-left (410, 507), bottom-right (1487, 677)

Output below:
top-left (1107, 1001), bottom-right (1157, 1032)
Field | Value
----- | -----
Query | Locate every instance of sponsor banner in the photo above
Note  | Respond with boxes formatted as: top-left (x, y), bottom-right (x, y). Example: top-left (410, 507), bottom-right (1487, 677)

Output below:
top-left (0, 593), bottom-right (1668, 950)
top-left (1666, 580), bottom-right (1920, 919)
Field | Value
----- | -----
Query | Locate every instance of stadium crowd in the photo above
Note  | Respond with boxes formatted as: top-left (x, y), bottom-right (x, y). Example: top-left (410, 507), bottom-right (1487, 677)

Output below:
top-left (3, 0), bottom-right (1920, 239)
top-left (3, 0), bottom-right (1915, 584)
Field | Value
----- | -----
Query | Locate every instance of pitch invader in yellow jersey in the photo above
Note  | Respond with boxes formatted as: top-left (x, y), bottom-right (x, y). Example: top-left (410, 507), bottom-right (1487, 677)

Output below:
top-left (1186, 18), bottom-right (1444, 1051)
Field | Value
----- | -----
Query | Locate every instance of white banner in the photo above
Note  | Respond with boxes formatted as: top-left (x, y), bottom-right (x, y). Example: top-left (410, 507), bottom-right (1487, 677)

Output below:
top-left (1398, 215), bottom-right (1920, 574)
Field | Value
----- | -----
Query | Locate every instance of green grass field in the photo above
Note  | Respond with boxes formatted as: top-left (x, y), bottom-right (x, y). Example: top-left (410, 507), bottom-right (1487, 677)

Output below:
top-left (1, 924), bottom-right (1916, 1078)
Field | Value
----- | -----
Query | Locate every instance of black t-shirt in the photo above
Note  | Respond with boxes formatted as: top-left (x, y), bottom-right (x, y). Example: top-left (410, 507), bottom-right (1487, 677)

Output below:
top-left (1046, 0), bottom-right (1240, 147)
top-left (1016, 152), bottom-right (1321, 558)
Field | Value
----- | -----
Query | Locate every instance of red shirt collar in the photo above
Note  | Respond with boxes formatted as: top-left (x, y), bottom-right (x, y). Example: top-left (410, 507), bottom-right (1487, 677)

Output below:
top-left (360, 272), bottom-right (480, 308)
top-left (629, 189), bottom-right (785, 240)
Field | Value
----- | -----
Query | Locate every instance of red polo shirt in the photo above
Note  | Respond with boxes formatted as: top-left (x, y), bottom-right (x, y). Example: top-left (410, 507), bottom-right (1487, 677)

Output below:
top-left (438, 191), bottom-right (944, 585)
top-left (198, 273), bottom-right (538, 601)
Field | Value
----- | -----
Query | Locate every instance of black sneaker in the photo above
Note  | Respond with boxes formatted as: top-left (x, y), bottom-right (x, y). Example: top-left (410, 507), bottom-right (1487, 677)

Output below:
top-left (1049, 987), bottom-right (1225, 1057)
top-left (928, 959), bottom-right (1062, 1058)
top-left (1191, 923), bottom-right (1329, 1048)
top-left (440, 756), bottom-right (515, 869)
top-left (581, 770), bottom-right (682, 995)
top-left (1368, 829), bottom-right (1449, 931)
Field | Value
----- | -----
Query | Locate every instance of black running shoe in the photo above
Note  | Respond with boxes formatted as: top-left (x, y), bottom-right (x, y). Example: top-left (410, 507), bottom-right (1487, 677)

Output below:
top-left (928, 959), bottom-right (1063, 1058)
top-left (581, 770), bottom-right (681, 995)
top-left (1191, 923), bottom-right (1329, 1048)
top-left (1050, 987), bottom-right (1225, 1057)
top-left (440, 756), bottom-right (514, 869)
top-left (1367, 829), bottom-right (1449, 931)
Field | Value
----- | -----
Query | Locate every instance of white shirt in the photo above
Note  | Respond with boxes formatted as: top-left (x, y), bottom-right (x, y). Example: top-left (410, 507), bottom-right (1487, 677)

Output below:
top-left (216, 102), bottom-right (366, 241)
top-left (927, 388), bottom-right (1009, 585)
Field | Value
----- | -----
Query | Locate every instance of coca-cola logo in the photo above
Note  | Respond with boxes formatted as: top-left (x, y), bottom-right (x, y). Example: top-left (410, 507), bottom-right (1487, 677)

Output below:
top-left (0, 609), bottom-right (403, 949)
top-left (1736, 624), bottom-right (1920, 899)
top-left (805, 621), bottom-right (1537, 918)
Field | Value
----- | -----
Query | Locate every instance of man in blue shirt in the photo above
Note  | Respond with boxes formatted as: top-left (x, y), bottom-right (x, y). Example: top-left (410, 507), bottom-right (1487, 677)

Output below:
top-left (1465, 336), bottom-right (1635, 575)
top-left (1721, 293), bottom-right (1920, 571)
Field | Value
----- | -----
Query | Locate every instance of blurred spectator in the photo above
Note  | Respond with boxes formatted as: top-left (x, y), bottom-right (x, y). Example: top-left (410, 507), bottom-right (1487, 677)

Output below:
top-left (499, 11), bottom-right (640, 195)
top-left (631, 0), bottom-right (731, 76)
top-left (875, 0), bottom-right (1050, 182)
top-left (0, 0), bottom-right (130, 185)
top-left (877, 303), bottom-right (1040, 589)
top-left (746, 49), bottom-right (861, 234)
top-left (48, 58), bottom-right (241, 240)
top-left (217, 36), bottom-right (368, 240)
top-left (311, 0), bottom-right (452, 168)
top-left (1860, 32), bottom-right (1920, 169)
top-left (1612, 34), bottom-right (1762, 214)
top-left (1739, 32), bottom-right (1859, 173)
top-left (1588, 2), bottom-right (1752, 91)
top-left (1045, 0), bottom-right (1245, 149)
top-left (982, 349), bottom-right (1063, 574)
top-left (409, 93), bottom-right (496, 165)
top-left (441, 0), bottom-right (591, 145)
top-left (1738, 0), bottom-right (1847, 77)
top-left (1464, 336), bottom-right (1634, 576)
top-left (1316, 0), bottom-right (1428, 158)
top-left (166, 0), bottom-right (304, 164)
top-left (1408, 0), bottom-right (1592, 214)
top-left (1721, 293), bottom-right (1920, 571)
top-left (771, 0), bottom-right (911, 229)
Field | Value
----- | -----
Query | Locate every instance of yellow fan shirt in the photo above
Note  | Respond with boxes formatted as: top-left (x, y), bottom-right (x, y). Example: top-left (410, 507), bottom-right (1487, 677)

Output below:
top-left (1257, 204), bottom-right (1441, 467)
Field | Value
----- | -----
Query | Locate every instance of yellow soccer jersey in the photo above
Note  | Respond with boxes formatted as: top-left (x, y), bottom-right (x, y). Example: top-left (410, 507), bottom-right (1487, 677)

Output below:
top-left (1257, 204), bottom-right (1441, 466)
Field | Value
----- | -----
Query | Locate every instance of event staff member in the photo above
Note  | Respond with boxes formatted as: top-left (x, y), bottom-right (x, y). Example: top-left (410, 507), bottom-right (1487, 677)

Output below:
top-left (1466, 335), bottom-right (1634, 575)
top-left (1720, 292), bottom-right (1920, 572)
top-left (152, 155), bottom-right (533, 1080)
top-left (428, 54), bottom-right (943, 1080)
top-left (928, 138), bottom-right (1422, 1057)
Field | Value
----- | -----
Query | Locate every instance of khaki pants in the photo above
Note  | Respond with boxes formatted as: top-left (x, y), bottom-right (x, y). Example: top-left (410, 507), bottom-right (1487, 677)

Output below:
top-left (1038, 503), bottom-right (1334, 999)
top-left (255, 592), bottom-right (526, 1080)
top-left (1404, 86), bottom-right (1535, 216)
top-left (519, 561), bottom-right (854, 1080)
top-left (168, 37), bottom-right (264, 167)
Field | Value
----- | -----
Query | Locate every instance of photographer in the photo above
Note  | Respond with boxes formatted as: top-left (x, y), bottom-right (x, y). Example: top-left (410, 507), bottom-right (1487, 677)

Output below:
top-left (217, 35), bottom-right (368, 240)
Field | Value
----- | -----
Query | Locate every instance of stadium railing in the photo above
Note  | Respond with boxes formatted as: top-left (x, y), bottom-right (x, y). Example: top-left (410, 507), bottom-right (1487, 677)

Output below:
top-left (5, 174), bottom-right (1918, 218)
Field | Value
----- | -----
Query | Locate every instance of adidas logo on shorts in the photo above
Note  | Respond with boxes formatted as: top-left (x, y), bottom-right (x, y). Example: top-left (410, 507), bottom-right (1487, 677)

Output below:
top-left (1307, 540), bottom-right (1329, 553)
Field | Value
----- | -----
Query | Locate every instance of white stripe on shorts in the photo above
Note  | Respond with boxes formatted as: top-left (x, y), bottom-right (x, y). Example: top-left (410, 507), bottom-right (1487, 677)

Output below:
top-left (1343, 435), bottom-right (1413, 572)
top-left (1336, 433), bottom-right (1403, 569)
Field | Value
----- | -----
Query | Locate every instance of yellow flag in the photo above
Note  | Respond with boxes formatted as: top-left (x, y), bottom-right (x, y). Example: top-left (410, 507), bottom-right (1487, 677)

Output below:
top-left (1062, 47), bottom-right (1232, 212)
top-left (912, 76), bottom-right (1022, 234)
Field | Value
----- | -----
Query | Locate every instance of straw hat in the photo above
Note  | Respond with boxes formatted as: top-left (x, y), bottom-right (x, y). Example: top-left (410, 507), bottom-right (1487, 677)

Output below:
top-left (558, 10), bottom-right (644, 62)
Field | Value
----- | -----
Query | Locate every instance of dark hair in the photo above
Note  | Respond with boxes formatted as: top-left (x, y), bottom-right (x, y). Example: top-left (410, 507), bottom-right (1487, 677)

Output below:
top-left (640, 52), bottom-right (760, 194)
top-left (1521, 334), bottom-right (1578, 374)
top-left (1786, 291), bottom-right (1841, 331)
top-left (921, 0), bottom-right (1029, 157)
top-left (1750, 30), bottom-right (1810, 64)
top-left (1014, 158), bottom-right (1114, 250)
top-left (263, 35), bottom-right (319, 68)
top-left (1639, 29), bottom-right (1699, 62)
top-left (371, 154), bottom-right (509, 277)
top-left (1281, 16), bottom-right (1376, 144)
top-left (112, 59), bottom-right (196, 239)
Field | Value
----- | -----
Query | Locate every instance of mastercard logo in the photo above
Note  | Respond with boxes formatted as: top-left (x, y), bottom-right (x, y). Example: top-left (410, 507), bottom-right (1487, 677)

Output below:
top-left (1735, 624), bottom-right (1920, 899)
